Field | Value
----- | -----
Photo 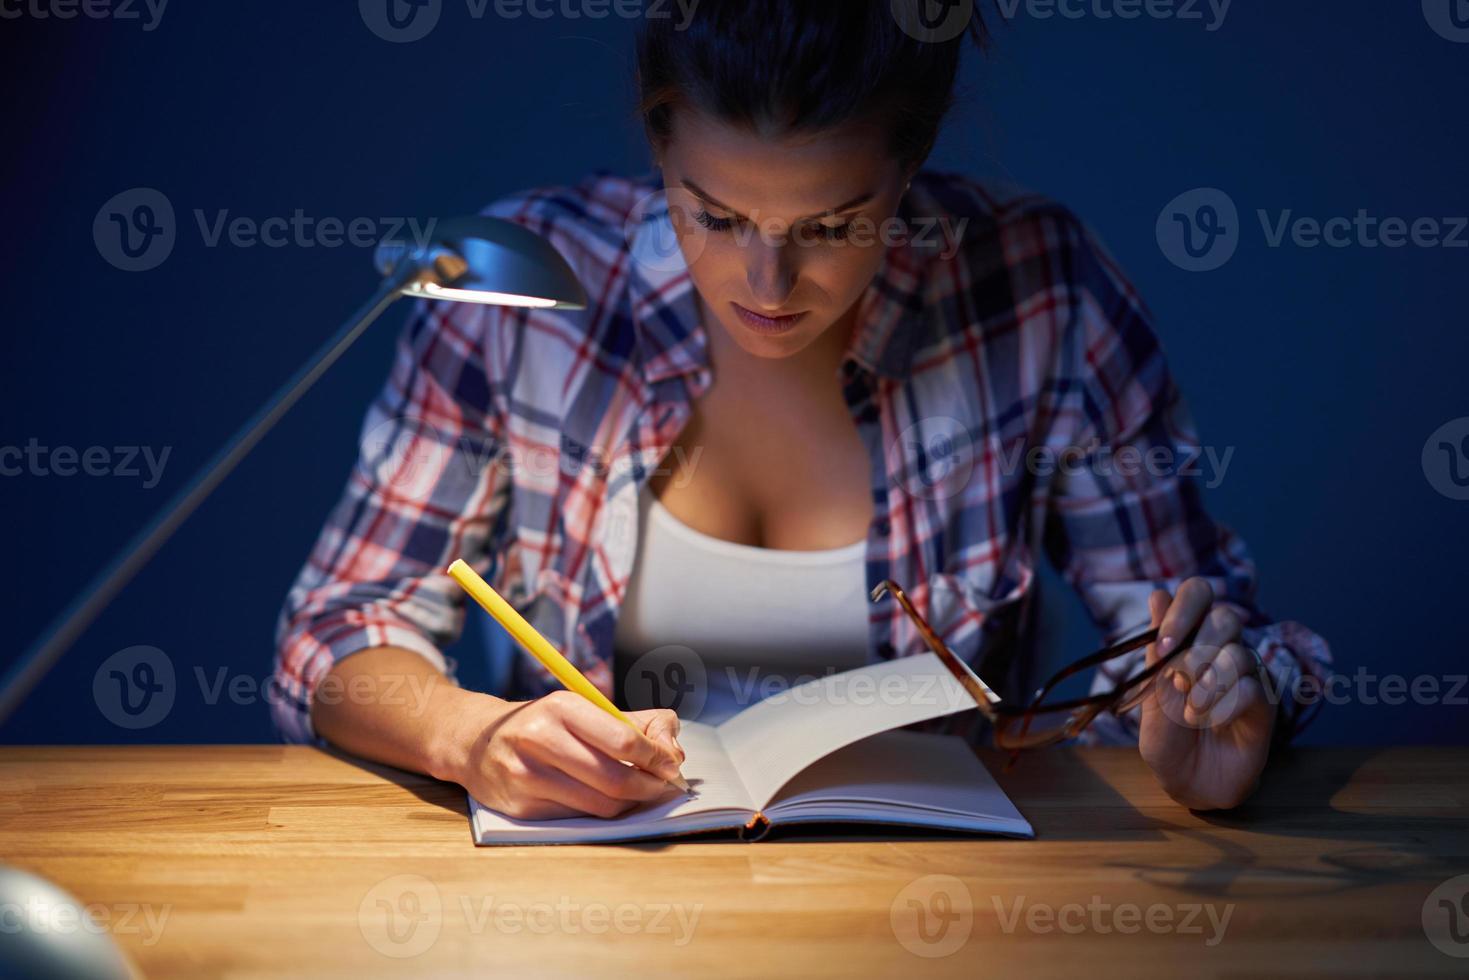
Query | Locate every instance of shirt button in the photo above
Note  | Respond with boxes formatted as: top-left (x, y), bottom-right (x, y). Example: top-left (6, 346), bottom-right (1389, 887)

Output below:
top-left (877, 642), bottom-right (896, 658)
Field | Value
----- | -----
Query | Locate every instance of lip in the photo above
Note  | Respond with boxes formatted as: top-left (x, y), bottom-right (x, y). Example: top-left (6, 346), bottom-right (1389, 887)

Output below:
top-left (730, 302), bottom-right (808, 335)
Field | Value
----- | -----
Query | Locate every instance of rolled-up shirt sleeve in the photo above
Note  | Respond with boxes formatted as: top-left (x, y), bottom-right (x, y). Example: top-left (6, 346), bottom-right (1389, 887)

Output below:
top-left (1039, 214), bottom-right (1332, 745)
top-left (271, 296), bottom-right (511, 744)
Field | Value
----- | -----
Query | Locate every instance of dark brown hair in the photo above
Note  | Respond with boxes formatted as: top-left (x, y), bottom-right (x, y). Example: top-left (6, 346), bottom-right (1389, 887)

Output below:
top-left (637, 0), bottom-right (989, 171)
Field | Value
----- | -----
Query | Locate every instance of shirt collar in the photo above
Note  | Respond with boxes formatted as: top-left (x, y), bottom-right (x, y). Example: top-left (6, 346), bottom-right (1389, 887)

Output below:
top-left (626, 181), bottom-right (935, 385)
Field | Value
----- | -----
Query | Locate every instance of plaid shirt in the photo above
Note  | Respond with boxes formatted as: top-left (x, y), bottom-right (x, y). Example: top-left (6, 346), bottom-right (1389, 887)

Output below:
top-left (272, 170), bottom-right (1331, 745)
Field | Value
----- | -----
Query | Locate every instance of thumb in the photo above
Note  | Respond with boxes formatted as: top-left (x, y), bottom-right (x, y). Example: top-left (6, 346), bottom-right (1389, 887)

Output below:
top-left (629, 708), bottom-right (684, 764)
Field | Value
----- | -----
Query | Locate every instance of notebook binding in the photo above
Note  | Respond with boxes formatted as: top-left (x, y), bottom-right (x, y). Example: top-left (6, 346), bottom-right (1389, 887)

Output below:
top-left (738, 811), bottom-right (771, 842)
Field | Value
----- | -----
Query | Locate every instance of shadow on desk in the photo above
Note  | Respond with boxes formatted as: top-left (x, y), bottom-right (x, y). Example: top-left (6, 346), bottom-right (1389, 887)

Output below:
top-left (1103, 745), bottom-right (1468, 900)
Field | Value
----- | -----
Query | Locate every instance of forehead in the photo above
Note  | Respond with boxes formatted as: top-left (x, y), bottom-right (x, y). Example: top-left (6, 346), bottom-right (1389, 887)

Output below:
top-left (663, 105), bottom-right (900, 213)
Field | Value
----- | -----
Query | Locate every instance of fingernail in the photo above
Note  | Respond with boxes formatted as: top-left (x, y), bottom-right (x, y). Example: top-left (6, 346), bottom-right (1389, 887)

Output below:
top-left (1158, 636), bottom-right (1175, 655)
top-left (1190, 682), bottom-right (1210, 710)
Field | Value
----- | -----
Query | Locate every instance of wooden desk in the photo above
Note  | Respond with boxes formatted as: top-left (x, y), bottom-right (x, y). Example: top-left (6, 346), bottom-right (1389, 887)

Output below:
top-left (1, 746), bottom-right (1465, 977)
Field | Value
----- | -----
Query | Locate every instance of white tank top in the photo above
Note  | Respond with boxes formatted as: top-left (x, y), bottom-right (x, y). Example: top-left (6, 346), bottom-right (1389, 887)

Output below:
top-left (613, 484), bottom-right (871, 724)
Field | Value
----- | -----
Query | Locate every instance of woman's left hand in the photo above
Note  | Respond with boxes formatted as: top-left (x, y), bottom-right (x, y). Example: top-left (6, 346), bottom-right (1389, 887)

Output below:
top-left (1137, 578), bottom-right (1276, 810)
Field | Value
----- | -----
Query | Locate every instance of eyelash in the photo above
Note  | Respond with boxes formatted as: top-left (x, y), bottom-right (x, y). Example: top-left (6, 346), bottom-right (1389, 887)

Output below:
top-left (693, 208), bottom-right (853, 241)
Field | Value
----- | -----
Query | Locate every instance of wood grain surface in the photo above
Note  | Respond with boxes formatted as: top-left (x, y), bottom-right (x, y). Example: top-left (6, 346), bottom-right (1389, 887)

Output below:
top-left (1, 745), bottom-right (1465, 978)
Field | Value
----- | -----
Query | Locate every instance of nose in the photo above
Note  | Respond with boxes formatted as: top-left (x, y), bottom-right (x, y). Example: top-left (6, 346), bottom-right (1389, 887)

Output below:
top-left (744, 232), bottom-right (797, 311)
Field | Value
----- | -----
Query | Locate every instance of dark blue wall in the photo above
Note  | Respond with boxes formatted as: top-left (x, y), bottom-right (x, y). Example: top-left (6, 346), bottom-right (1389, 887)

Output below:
top-left (3, 3), bottom-right (1465, 745)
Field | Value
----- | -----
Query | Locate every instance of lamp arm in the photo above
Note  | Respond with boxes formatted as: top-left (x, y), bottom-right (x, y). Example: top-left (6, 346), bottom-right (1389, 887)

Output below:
top-left (0, 260), bottom-right (424, 727)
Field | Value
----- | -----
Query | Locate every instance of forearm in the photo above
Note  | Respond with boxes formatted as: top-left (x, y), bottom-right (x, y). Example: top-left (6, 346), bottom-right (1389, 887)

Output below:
top-left (308, 646), bottom-right (505, 783)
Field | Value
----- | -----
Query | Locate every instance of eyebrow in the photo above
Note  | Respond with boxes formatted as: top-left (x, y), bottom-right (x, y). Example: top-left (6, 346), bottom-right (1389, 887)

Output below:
top-left (680, 179), bottom-right (876, 221)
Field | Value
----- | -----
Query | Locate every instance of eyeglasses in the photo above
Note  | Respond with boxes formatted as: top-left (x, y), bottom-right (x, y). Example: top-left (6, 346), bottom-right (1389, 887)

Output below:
top-left (871, 580), bottom-right (1197, 761)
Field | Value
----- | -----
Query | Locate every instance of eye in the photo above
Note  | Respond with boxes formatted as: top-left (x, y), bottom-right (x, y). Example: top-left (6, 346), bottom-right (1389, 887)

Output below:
top-left (817, 220), bottom-right (854, 241)
top-left (693, 209), bottom-right (735, 232)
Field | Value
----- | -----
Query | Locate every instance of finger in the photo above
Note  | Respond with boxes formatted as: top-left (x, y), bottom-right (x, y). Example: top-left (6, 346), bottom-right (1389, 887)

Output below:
top-left (1188, 643), bottom-right (1256, 715)
top-left (1144, 589), bottom-right (1172, 667)
top-left (1188, 672), bottom-right (1265, 730)
top-left (1166, 607), bottom-right (1243, 700)
top-left (552, 695), bottom-right (683, 781)
top-left (525, 728), bottom-right (671, 803)
top-left (1152, 641), bottom-right (1228, 731)
top-left (1165, 643), bottom-right (1220, 694)
top-left (1148, 658), bottom-right (1193, 729)
top-left (1193, 604), bottom-right (1243, 651)
top-left (1156, 578), bottom-right (1214, 659)
top-left (628, 708), bottom-right (684, 763)
top-left (522, 760), bottom-right (641, 820)
top-left (501, 798), bottom-right (585, 821)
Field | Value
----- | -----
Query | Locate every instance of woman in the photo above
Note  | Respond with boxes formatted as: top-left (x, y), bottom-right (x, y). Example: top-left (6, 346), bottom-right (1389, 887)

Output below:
top-left (272, 2), bottom-right (1330, 818)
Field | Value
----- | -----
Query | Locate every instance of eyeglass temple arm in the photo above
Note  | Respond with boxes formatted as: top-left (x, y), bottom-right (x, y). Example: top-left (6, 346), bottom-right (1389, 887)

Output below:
top-left (1025, 628), bottom-right (1158, 708)
top-left (1025, 613), bottom-right (1213, 711)
top-left (871, 580), bottom-right (1002, 714)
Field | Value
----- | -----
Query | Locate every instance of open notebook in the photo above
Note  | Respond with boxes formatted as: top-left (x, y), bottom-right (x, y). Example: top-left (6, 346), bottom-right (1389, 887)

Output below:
top-left (468, 653), bottom-right (1034, 844)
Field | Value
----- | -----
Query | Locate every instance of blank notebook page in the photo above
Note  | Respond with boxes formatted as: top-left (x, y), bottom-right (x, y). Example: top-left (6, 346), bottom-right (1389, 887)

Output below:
top-left (716, 652), bottom-right (974, 808)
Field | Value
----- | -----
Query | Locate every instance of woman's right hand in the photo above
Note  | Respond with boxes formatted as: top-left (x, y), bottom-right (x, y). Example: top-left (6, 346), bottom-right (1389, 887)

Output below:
top-left (436, 689), bottom-right (687, 821)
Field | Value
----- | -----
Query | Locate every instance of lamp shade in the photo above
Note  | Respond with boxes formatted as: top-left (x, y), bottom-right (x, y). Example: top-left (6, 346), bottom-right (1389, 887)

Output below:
top-left (375, 214), bottom-right (588, 310)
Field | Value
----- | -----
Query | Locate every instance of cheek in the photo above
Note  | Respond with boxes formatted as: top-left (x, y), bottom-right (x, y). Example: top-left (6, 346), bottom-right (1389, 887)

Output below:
top-left (806, 242), bottom-right (887, 302)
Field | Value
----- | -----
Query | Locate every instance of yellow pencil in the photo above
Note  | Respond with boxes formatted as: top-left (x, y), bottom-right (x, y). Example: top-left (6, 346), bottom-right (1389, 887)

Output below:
top-left (445, 558), bottom-right (692, 795)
